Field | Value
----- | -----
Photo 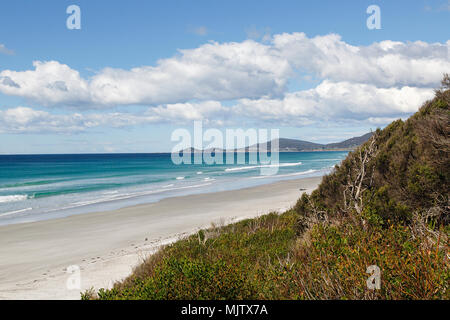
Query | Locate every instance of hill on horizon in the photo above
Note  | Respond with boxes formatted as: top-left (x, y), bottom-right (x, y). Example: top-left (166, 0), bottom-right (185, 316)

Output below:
top-left (249, 132), bottom-right (374, 152)
top-left (180, 132), bottom-right (373, 153)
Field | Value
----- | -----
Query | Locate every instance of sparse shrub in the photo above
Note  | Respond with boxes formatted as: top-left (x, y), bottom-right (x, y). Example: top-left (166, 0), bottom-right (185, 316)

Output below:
top-left (292, 222), bottom-right (448, 299)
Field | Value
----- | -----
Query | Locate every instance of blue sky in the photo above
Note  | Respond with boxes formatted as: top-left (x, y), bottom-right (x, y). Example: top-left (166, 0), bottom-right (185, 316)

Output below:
top-left (0, 0), bottom-right (449, 153)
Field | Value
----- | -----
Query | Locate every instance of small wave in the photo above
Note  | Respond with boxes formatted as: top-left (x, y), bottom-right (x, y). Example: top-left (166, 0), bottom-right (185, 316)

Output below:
top-left (0, 179), bottom-right (64, 189)
top-left (102, 190), bottom-right (119, 195)
top-left (306, 158), bottom-right (342, 162)
top-left (251, 169), bottom-right (318, 179)
top-left (225, 166), bottom-right (259, 172)
top-left (0, 194), bottom-right (32, 203)
top-left (225, 162), bottom-right (302, 172)
top-left (176, 176), bottom-right (185, 180)
top-left (162, 184), bottom-right (174, 188)
top-left (278, 161), bottom-right (303, 167)
top-left (196, 171), bottom-right (203, 175)
top-left (55, 182), bottom-right (214, 212)
top-left (0, 207), bottom-right (32, 218)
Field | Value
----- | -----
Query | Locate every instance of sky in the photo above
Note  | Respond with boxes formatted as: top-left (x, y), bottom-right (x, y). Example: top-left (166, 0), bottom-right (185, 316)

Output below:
top-left (0, 0), bottom-right (449, 154)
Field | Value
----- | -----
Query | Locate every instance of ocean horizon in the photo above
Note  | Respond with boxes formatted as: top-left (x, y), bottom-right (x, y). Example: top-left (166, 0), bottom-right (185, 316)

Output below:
top-left (0, 151), bottom-right (347, 226)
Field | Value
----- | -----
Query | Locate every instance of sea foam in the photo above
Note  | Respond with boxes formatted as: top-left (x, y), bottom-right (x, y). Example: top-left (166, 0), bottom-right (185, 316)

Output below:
top-left (0, 195), bottom-right (31, 203)
top-left (225, 162), bottom-right (302, 172)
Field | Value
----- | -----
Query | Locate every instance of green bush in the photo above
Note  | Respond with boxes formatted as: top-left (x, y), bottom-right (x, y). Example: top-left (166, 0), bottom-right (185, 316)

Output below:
top-left (292, 222), bottom-right (448, 299)
top-left (362, 186), bottom-right (411, 226)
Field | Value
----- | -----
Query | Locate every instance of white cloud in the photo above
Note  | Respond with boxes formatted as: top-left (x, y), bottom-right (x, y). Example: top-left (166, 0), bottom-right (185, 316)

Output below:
top-left (0, 107), bottom-right (161, 133)
top-left (0, 44), bottom-right (14, 55)
top-left (245, 26), bottom-right (272, 42)
top-left (273, 33), bottom-right (450, 87)
top-left (152, 101), bottom-right (227, 123)
top-left (143, 81), bottom-right (435, 127)
top-left (88, 39), bottom-right (290, 106)
top-left (426, 1), bottom-right (450, 12)
top-left (0, 61), bottom-right (91, 106)
top-left (189, 26), bottom-right (208, 36)
top-left (0, 102), bottom-right (230, 133)
top-left (0, 40), bottom-right (290, 107)
top-left (441, 0), bottom-right (450, 11)
top-left (146, 81), bottom-right (434, 127)
top-left (365, 116), bottom-right (405, 125)
top-left (1, 33), bottom-right (447, 109)
top-left (0, 32), bottom-right (447, 135)
top-left (231, 81), bottom-right (435, 125)
top-left (0, 80), bottom-right (436, 134)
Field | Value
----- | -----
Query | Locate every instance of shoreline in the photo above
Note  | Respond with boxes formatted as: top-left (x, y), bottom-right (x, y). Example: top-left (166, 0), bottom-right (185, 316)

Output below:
top-left (0, 176), bottom-right (322, 300)
top-left (0, 150), bottom-right (353, 155)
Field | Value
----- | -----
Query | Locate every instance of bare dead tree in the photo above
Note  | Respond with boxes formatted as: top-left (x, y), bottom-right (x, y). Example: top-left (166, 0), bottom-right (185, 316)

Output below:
top-left (410, 199), bottom-right (449, 251)
top-left (343, 133), bottom-right (379, 225)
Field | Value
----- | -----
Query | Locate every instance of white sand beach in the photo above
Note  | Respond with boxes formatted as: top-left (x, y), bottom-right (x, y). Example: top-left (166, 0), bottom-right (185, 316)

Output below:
top-left (0, 176), bottom-right (321, 300)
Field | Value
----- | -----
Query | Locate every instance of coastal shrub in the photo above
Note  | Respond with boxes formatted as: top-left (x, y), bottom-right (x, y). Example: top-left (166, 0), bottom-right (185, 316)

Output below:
top-left (292, 221), bottom-right (449, 299)
top-left (87, 211), bottom-right (299, 300)
top-left (87, 210), bottom-right (449, 300)
top-left (97, 257), bottom-right (255, 300)
top-left (361, 186), bottom-right (411, 226)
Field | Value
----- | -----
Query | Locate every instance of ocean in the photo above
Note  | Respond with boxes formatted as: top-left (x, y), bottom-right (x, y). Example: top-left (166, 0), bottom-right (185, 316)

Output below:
top-left (0, 152), bottom-right (347, 225)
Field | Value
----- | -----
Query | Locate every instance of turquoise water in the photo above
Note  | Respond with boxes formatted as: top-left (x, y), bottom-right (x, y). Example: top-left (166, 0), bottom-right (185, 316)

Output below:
top-left (0, 152), bottom-right (347, 225)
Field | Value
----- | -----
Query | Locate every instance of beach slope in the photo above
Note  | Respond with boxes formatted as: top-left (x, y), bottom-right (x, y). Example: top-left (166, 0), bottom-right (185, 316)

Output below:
top-left (0, 176), bottom-right (321, 300)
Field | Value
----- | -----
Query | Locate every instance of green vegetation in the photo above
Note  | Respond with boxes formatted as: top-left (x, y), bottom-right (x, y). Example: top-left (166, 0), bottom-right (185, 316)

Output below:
top-left (84, 76), bottom-right (449, 300)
